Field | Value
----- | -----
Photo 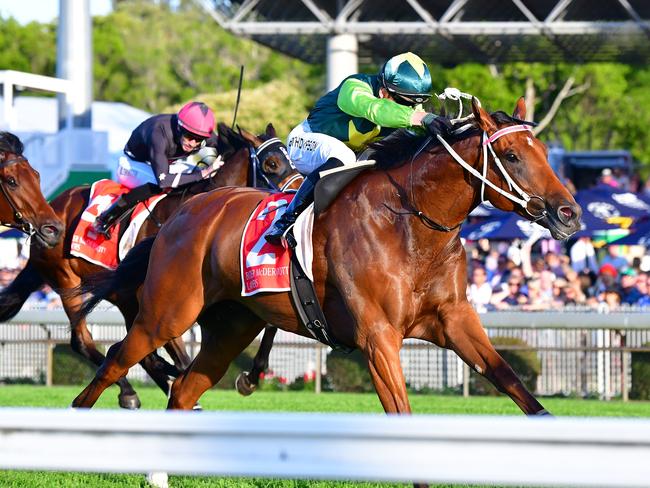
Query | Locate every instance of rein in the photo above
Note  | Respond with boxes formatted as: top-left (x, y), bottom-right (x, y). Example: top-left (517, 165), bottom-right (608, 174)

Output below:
top-left (0, 156), bottom-right (36, 236)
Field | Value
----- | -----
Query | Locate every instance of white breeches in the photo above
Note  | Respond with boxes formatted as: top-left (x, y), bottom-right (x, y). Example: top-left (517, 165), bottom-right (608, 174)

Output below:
top-left (116, 154), bottom-right (209, 189)
top-left (116, 156), bottom-right (157, 189)
top-left (286, 120), bottom-right (357, 176)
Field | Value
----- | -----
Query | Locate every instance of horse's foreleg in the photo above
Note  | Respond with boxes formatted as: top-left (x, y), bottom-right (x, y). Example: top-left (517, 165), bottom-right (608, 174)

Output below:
top-left (236, 325), bottom-right (277, 396)
top-left (63, 293), bottom-right (140, 409)
top-left (437, 303), bottom-right (548, 416)
top-left (362, 327), bottom-right (411, 414)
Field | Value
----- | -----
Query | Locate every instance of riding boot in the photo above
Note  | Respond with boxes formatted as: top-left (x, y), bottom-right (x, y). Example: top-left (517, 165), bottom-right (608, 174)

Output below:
top-left (91, 195), bottom-right (133, 239)
top-left (265, 157), bottom-right (343, 246)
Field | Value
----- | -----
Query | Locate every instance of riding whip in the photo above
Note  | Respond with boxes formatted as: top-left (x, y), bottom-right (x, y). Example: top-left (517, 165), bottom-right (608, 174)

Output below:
top-left (231, 65), bottom-right (245, 128)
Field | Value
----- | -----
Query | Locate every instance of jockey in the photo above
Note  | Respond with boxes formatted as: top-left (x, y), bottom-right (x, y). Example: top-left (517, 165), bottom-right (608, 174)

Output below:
top-left (265, 52), bottom-right (453, 245)
top-left (92, 101), bottom-right (222, 239)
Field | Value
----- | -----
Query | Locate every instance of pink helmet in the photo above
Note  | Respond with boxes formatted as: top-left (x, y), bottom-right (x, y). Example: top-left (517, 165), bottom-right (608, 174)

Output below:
top-left (177, 101), bottom-right (215, 138)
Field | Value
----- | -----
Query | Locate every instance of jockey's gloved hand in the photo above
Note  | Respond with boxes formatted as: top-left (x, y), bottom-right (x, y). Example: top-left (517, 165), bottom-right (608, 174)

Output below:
top-left (422, 113), bottom-right (453, 138)
top-left (200, 156), bottom-right (224, 178)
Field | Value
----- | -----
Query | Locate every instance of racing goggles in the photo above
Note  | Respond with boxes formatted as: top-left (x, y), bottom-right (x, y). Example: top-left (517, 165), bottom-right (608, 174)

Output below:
top-left (180, 128), bottom-right (208, 143)
top-left (389, 90), bottom-right (431, 107)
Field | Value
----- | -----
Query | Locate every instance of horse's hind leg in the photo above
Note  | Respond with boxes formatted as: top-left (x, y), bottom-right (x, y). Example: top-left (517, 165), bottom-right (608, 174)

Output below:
top-left (118, 299), bottom-right (184, 397)
top-left (236, 325), bottom-right (277, 396)
top-left (72, 277), bottom-right (206, 408)
top-left (62, 287), bottom-right (140, 409)
top-left (170, 303), bottom-right (265, 410)
top-left (436, 302), bottom-right (548, 415)
top-left (163, 336), bottom-right (193, 373)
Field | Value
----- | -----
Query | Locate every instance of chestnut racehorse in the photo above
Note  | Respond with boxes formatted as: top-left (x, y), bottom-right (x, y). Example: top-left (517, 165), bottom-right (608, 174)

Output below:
top-left (0, 131), bottom-right (63, 247)
top-left (0, 123), bottom-right (300, 409)
top-left (73, 98), bottom-right (582, 417)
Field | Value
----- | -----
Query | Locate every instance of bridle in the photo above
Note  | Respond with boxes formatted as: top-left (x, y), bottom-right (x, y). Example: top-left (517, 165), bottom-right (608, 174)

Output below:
top-left (397, 121), bottom-right (546, 233)
top-left (0, 156), bottom-right (36, 236)
top-left (249, 137), bottom-right (303, 192)
top-left (436, 123), bottom-right (548, 222)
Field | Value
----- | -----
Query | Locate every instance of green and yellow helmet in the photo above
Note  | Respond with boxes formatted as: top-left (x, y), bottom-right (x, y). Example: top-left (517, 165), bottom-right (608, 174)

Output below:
top-left (378, 52), bottom-right (432, 106)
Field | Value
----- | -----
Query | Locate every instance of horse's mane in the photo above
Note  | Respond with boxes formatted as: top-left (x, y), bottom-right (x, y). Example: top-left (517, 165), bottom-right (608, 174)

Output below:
top-left (370, 111), bottom-right (528, 170)
top-left (216, 122), bottom-right (248, 160)
top-left (0, 132), bottom-right (24, 156)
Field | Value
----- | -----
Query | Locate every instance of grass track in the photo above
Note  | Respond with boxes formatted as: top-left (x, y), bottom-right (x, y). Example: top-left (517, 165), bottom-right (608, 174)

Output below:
top-left (1, 385), bottom-right (649, 487)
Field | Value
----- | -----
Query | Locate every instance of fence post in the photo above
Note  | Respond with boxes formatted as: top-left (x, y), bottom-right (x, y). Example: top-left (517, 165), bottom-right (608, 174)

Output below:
top-left (46, 338), bottom-right (53, 387)
top-left (38, 324), bottom-right (53, 387)
top-left (463, 363), bottom-right (470, 398)
top-left (621, 331), bottom-right (628, 402)
top-left (315, 345), bottom-right (322, 394)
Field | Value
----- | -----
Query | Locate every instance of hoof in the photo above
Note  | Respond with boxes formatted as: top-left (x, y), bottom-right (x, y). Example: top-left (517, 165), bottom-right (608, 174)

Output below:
top-left (235, 371), bottom-right (257, 397)
top-left (119, 393), bottom-right (141, 410)
top-left (535, 409), bottom-right (553, 417)
top-left (192, 402), bottom-right (203, 411)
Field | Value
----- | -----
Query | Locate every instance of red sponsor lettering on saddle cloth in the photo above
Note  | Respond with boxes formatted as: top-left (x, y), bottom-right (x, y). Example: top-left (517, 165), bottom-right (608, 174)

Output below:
top-left (240, 192), bottom-right (296, 296)
top-left (70, 179), bottom-right (165, 269)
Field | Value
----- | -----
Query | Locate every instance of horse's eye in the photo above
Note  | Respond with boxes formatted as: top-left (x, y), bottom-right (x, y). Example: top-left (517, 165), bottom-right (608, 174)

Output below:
top-left (6, 177), bottom-right (17, 188)
top-left (505, 153), bottom-right (519, 163)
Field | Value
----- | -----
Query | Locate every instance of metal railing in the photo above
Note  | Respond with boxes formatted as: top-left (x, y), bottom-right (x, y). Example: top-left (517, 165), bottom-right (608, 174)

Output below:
top-left (2, 309), bottom-right (650, 399)
top-left (1, 408), bottom-right (650, 487)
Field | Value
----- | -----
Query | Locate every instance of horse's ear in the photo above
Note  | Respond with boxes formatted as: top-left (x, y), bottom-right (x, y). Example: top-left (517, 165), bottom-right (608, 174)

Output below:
top-left (266, 123), bottom-right (276, 137)
top-left (471, 97), bottom-right (496, 132)
top-left (237, 125), bottom-right (258, 145)
top-left (512, 97), bottom-right (527, 120)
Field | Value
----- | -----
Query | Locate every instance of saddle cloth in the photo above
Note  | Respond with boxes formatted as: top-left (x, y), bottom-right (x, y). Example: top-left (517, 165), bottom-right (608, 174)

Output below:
top-left (240, 193), bottom-right (315, 296)
top-left (71, 179), bottom-right (165, 269)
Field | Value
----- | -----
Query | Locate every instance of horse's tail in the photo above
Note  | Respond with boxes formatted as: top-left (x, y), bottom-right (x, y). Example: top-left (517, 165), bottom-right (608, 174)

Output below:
top-left (75, 237), bottom-right (156, 321)
top-left (0, 262), bottom-right (44, 322)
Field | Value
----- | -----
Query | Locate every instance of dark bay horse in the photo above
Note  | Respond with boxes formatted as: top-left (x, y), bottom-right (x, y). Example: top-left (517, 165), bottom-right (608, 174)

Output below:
top-left (72, 98), bottom-right (582, 417)
top-left (0, 123), bottom-right (300, 409)
top-left (0, 131), bottom-right (63, 248)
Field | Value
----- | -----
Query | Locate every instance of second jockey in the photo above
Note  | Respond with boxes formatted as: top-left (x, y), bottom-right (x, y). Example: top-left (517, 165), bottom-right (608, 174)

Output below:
top-left (265, 52), bottom-right (453, 245)
top-left (92, 101), bottom-right (221, 239)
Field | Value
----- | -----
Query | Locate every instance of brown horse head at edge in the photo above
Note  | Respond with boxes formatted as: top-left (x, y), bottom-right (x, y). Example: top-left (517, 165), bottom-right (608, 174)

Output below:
top-left (0, 131), bottom-right (63, 248)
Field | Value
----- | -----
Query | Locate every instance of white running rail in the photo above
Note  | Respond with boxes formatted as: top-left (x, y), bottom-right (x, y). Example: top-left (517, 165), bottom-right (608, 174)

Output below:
top-left (6, 308), bottom-right (650, 329)
top-left (0, 409), bottom-right (649, 486)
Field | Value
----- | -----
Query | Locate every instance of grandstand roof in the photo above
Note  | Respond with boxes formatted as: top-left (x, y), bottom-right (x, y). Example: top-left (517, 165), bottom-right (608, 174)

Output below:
top-left (205, 0), bottom-right (650, 65)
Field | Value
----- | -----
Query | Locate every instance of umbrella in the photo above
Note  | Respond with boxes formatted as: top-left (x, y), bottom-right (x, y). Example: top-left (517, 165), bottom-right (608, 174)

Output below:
top-left (0, 227), bottom-right (23, 238)
top-left (461, 206), bottom-right (618, 241)
top-left (461, 212), bottom-right (551, 240)
top-left (610, 219), bottom-right (650, 246)
top-left (574, 185), bottom-right (650, 220)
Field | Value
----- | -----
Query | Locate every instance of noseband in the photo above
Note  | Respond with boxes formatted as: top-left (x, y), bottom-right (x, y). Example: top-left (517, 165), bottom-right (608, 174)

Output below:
top-left (0, 156), bottom-right (36, 235)
top-left (249, 137), bottom-right (302, 192)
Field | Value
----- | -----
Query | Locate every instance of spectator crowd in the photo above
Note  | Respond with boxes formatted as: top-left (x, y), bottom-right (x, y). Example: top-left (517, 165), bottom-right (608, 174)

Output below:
top-left (0, 236), bottom-right (62, 309)
top-left (465, 235), bottom-right (650, 313)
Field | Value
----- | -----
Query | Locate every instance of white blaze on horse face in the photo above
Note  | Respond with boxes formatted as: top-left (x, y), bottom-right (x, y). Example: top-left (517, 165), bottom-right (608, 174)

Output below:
top-left (526, 136), bottom-right (533, 147)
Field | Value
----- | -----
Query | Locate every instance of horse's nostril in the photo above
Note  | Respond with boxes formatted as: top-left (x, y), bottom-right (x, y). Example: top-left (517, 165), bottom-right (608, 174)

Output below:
top-left (41, 224), bottom-right (60, 237)
top-left (558, 206), bottom-right (573, 221)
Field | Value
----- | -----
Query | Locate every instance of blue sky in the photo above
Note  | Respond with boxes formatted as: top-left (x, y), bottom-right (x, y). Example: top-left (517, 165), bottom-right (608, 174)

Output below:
top-left (0, 0), bottom-right (112, 24)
